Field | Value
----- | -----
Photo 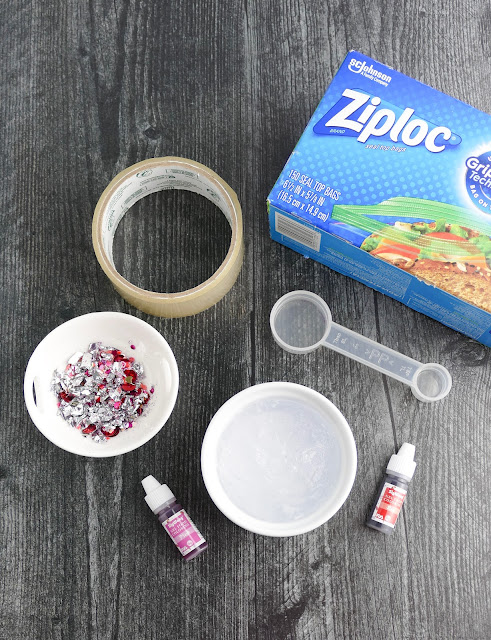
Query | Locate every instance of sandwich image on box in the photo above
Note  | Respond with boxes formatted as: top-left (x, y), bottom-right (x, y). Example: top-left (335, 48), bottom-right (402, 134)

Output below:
top-left (268, 51), bottom-right (491, 347)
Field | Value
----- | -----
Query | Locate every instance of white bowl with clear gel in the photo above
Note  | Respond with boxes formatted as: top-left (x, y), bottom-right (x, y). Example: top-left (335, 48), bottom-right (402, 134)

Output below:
top-left (270, 291), bottom-right (452, 402)
top-left (201, 382), bottom-right (357, 536)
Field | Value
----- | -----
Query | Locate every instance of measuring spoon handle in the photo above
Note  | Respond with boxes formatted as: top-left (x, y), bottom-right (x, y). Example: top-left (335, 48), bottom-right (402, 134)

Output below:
top-left (323, 322), bottom-right (421, 385)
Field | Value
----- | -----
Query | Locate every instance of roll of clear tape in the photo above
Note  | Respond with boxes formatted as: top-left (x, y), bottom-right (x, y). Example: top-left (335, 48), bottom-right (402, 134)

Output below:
top-left (92, 157), bottom-right (244, 317)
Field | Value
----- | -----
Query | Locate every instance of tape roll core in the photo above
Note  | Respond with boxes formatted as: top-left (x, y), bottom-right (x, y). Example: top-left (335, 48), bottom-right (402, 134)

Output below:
top-left (92, 157), bottom-right (244, 317)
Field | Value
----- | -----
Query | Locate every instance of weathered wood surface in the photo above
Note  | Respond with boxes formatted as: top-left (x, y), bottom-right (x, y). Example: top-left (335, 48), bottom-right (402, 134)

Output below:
top-left (1, 0), bottom-right (490, 638)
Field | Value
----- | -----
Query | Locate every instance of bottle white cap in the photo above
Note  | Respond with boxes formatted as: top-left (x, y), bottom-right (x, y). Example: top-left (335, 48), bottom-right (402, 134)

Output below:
top-left (142, 475), bottom-right (175, 513)
top-left (386, 443), bottom-right (417, 481)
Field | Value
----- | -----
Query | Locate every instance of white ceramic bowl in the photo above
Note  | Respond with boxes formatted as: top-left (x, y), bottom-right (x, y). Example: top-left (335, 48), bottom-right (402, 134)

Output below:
top-left (24, 312), bottom-right (179, 457)
top-left (201, 382), bottom-right (357, 536)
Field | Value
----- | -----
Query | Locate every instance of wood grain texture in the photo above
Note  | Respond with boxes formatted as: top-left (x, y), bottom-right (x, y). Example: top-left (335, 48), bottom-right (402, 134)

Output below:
top-left (0, 0), bottom-right (490, 638)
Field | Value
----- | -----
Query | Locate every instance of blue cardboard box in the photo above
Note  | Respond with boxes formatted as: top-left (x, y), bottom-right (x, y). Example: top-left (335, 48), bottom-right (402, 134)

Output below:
top-left (268, 51), bottom-right (491, 346)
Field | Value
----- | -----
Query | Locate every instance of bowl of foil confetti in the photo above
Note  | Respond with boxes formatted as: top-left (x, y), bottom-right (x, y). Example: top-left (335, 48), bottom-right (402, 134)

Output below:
top-left (24, 312), bottom-right (179, 457)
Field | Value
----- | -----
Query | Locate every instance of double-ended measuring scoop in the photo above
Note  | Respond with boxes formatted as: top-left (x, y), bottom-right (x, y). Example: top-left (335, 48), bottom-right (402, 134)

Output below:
top-left (270, 291), bottom-right (452, 403)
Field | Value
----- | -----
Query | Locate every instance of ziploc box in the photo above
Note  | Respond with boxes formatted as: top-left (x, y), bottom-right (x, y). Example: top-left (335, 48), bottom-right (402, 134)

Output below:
top-left (268, 51), bottom-right (491, 346)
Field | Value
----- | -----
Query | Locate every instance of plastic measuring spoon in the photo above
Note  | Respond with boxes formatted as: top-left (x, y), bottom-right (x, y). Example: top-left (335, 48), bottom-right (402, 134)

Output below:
top-left (270, 291), bottom-right (452, 402)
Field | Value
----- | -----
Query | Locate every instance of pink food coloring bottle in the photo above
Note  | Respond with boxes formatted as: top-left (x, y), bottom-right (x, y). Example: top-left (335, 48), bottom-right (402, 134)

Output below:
top-left (142, 475), bottom-right (208, 561)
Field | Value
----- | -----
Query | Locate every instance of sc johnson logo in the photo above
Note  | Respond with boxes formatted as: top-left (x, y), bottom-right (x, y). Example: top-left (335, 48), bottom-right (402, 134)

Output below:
top-left (348, 58), bottom-right (392, 86)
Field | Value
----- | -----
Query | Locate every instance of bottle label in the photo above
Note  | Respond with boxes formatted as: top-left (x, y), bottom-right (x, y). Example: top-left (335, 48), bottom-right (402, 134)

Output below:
top-left (371, 482), bottom-right (407, 528)
top-left (163, 509), bottom-right (206, 556)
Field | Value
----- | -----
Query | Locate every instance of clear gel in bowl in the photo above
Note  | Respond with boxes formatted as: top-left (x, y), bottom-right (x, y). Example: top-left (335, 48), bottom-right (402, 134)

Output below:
top-left (217, 397), bottom-right (342, 522)
top-left (201, 382), bottom-right (357, 536)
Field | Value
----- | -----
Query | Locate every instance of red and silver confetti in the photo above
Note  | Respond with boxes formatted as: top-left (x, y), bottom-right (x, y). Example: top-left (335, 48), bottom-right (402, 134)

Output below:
top-left (51, 342), bottom-right (153, 443)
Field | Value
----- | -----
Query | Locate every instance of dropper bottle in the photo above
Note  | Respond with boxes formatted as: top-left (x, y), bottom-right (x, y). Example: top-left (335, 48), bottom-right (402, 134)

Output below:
top-left (366, 443), bottom-right (417, 534)
top-left (142, 475), bottom-right (208, 560)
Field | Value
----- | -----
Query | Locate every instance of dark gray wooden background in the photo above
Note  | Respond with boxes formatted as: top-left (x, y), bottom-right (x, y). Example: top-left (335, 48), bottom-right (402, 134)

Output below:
top-left (1, 0), bottom-right (490, 638)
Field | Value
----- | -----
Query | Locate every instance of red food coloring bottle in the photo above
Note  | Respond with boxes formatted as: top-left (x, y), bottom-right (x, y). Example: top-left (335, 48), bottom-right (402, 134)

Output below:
top-left (366, 443), bottom-right (416, 535)
top-left (142, 476), bottom-right (208, 561)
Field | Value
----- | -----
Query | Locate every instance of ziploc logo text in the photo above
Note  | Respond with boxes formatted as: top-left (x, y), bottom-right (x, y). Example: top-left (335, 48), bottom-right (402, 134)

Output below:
top-left (313, 89), bottom-right (461, 153)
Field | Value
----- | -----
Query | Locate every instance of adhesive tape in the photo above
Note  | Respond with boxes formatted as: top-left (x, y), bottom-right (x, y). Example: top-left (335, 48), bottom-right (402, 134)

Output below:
top-left (92, 157), bottom-right (244, 317)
